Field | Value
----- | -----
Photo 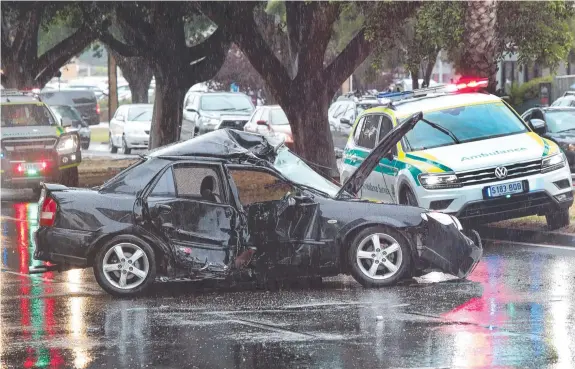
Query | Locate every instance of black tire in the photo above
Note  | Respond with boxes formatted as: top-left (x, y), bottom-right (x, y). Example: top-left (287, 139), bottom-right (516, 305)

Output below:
top-left (122, 137), bottom-right (131, 155)
top-left (109, 134), bottom-right (118, 153)
top-left (546, 209), bottom-right (570, 230)
top-left (400, 186), bottom-right (419, 207)
top-left (93, 235), bottom-right (157, 297)
top-left (347, 225), bottom-right (411, 288)
top-left (59, 166), bottom-right (79, 187)
top-left (32, 187), bottom-right (42, 199)
top-left (81, 139), bottom-right (90, 150)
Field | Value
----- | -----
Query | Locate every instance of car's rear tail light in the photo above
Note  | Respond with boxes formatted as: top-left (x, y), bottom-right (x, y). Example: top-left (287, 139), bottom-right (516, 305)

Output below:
top-left (40, 196), bottom-right (57, 227)
top-left (96, 102), bottom-right (101, 115)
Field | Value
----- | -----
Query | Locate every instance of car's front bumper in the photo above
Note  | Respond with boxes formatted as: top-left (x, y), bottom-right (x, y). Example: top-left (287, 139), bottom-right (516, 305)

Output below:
top-left (1, 150), bottom-right (81, 188)
top-left (418, 215), bottom-right (483, 278)
top-left (124, 133), bottom-right (149, 149)
top-left (416, 166), bottom-right (573, 222)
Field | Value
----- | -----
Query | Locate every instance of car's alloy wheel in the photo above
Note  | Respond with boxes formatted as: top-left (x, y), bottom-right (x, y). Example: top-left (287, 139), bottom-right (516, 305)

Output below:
top-left (348, 226), bottom-right (410, 287)
top-left (94, 236), bottom-right (156, 296)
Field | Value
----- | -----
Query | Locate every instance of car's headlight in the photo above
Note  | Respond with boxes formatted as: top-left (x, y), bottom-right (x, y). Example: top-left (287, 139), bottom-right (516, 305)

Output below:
top-left (56, 134), bottom-right (78, 154)
top-left (270, 132), bottom-right (293, 143)
top-left (420, 212), bottom-right (462, 230)
top-left (541, 153), bottom-right (566, 173)
top-left (418, 173), bottom-right (461, 190)
top-left (199, 116), bottom-right (220, 127)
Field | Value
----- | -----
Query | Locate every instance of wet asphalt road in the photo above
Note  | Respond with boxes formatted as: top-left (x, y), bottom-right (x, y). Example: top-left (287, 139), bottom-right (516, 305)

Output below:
top-left (2, 195), bottom-right (575, 369)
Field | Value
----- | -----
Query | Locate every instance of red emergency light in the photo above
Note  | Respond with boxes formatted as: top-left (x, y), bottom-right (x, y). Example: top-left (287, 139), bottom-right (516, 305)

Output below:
top-left (452, 77), bottom-right (489, 93)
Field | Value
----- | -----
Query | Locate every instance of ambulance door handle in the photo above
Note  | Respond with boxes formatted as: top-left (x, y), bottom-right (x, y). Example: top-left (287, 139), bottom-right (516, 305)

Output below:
top-left (350, 155), bottom-right (360, 162)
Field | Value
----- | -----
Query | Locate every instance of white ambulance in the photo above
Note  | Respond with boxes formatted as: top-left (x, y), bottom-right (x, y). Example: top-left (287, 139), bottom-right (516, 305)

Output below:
top-left (340, 79), bottom-right (573, 230)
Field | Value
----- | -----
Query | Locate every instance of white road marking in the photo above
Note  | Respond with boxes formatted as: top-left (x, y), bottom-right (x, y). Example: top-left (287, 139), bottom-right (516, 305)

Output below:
top-left (484, 238), bottom-right (575, 251)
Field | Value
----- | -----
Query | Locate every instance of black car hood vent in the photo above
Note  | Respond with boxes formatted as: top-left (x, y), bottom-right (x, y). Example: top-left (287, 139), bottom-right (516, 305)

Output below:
top-left (149, 129), bottom-right (278, 161)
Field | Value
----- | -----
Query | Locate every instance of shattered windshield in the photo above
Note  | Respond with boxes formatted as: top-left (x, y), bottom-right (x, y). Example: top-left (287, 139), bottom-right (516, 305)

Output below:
top-left (273, 146), bottom-right (341, 197)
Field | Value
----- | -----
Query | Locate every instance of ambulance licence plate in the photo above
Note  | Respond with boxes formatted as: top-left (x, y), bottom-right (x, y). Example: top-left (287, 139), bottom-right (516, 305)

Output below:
top-left (486, 181), bottom-right (525, 198)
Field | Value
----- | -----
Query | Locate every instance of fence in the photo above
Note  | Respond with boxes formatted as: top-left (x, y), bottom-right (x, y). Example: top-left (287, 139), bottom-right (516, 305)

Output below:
top-left (553, 75), bottom-right (575, 100)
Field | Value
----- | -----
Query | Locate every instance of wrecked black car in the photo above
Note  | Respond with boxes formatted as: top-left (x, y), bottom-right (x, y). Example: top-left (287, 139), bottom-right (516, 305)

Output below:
top-left (32, 112), bottom-right (483, 296)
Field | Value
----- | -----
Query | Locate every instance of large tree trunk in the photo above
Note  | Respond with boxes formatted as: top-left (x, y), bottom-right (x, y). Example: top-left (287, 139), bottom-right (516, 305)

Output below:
top-left (108, 48), bottom-right (153, 104)
top-left (1, 63), bottom-right (37, 89)
top-left (423, 51), bottom-right (438, 86)
top-left (281, 86), bottom-right (337, 178)
top-left (410, 68), bottom-right (419, 90)
top-left (149, 71), bottom-right (186, 149)
top-left (460, 0), bottom-right (498, 92)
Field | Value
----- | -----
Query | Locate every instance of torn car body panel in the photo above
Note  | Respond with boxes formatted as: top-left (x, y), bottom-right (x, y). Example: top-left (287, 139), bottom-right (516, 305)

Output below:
top-left (33, 128), bottom-right (483, 295)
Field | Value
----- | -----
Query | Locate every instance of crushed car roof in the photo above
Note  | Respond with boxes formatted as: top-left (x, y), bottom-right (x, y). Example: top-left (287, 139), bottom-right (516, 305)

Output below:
top-left (148, 129), bottom-right (280, 160)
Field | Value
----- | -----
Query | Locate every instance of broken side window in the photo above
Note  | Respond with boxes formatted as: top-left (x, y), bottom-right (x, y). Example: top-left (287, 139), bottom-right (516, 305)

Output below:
top-left (173, 164), bottom-right (224, 203)
top-left (229, 169), bottom-right (294, 206)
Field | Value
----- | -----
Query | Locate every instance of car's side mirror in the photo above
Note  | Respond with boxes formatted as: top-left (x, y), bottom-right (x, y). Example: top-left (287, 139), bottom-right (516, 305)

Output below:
top-left (340, 117), bottom-right (352, 125)
top-left (61, 117), bottom-right (73, 127)
top-left (529, 118), bottom-right (546, 134)
top-left (256, 120), bottom-right (268, 126)
top-left (116, 115), bottom-right (125, 122)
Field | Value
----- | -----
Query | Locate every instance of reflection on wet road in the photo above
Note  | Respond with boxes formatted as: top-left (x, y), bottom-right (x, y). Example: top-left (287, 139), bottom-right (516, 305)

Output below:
top-left (2, 200), bottom-right (575, 369)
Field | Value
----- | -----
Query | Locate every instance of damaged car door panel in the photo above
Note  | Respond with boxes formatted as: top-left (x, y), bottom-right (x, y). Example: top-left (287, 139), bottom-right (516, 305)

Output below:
top-left (32, 117), bottom-right (483, 296)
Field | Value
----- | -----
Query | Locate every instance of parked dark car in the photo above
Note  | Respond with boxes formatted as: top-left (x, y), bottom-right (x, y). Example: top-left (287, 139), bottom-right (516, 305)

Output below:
top-left (522, 107), bottom-right (575, 172)
top-left (49, 105), bottom-right (91, 150)
top-left (32, 114), bottom-right (482, 296)
top-left (39, 89), bottom-right (100, 126)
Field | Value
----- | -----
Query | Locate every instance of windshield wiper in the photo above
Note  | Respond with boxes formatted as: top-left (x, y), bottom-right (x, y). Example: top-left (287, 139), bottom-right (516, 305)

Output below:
top-left (421, 118), bottom-right (461, 144)
top-left (130, 111), bottom-right (150, 121)
top-left (556, 128), bottom-right (575, 133)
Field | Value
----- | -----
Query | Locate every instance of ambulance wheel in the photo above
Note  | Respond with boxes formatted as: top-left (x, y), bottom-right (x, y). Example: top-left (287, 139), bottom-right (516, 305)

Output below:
top-left (400, 187), bottom-right (419, 207)
top-left (546, 209), bottom-right (570, 230)
top-left (60, 167), bottom-right (79, 187)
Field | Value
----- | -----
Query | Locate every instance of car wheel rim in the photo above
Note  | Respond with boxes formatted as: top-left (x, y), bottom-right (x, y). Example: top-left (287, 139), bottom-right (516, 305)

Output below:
top-left (102, 243), bottom-right (149, 290)
top-left (356, 233), bottom-right (402, 280)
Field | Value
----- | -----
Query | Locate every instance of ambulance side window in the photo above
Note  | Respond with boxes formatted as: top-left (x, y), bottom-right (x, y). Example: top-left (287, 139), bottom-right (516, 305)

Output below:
top-left (357, 114), bottom-right (381, 149)
top-left (379, 115), bottom-right (397, 156)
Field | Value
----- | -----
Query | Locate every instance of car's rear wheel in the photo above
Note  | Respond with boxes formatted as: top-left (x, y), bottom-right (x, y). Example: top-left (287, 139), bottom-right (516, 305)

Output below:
top-left (81, 139), bottom-right (90, 150)
top-left (546, 209), bottom-right (570, 230)
top-left (93, 236), bottom-right (156, 297)
top-left (348, 226), bottom-right (411, 287)
top-left (109, 134), bottom-right (118, 153)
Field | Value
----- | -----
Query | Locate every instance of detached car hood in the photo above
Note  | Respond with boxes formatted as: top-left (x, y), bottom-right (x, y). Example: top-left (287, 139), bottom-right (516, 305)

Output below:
top-left (336, 112), bottom-right (422, 198)
top-left (547, 131), bottom-right (575, 143)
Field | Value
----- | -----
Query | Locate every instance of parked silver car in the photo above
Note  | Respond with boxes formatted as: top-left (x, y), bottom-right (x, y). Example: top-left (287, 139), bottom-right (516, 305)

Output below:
top-left (109, 104), bottom-right (153, 154)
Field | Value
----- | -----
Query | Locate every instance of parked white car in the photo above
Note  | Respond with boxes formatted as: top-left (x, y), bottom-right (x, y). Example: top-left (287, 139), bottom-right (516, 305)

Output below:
top-left (109, 104), bottom-right (153, 154)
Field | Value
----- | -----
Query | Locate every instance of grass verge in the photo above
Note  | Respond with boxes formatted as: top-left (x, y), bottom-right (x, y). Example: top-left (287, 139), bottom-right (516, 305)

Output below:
top-left (90, 127), bottom-right (108, 143)
top-left (490, 206), bottom-right (575, 233)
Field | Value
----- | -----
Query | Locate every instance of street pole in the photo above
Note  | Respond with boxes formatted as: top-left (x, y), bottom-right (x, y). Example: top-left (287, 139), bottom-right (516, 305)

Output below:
top-left (108, 53), bottom-right (118, 123)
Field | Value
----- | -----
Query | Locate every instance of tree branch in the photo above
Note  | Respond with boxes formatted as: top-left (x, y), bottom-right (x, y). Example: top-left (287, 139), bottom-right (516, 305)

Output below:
top-left (98, 31), bottom-right (141, 57)
top-left (198, 1), bottom-right (292, 101)
top-left (35, 25), bottom-right (97, 79)
top-left (323, 28), bottom-right (373, 95)
top-left (115, 4), bottom-right (156, 47)
top-left (12, 7), bottom-right (42, 61)
top-left (297, 2), bottom-right (340, 75)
